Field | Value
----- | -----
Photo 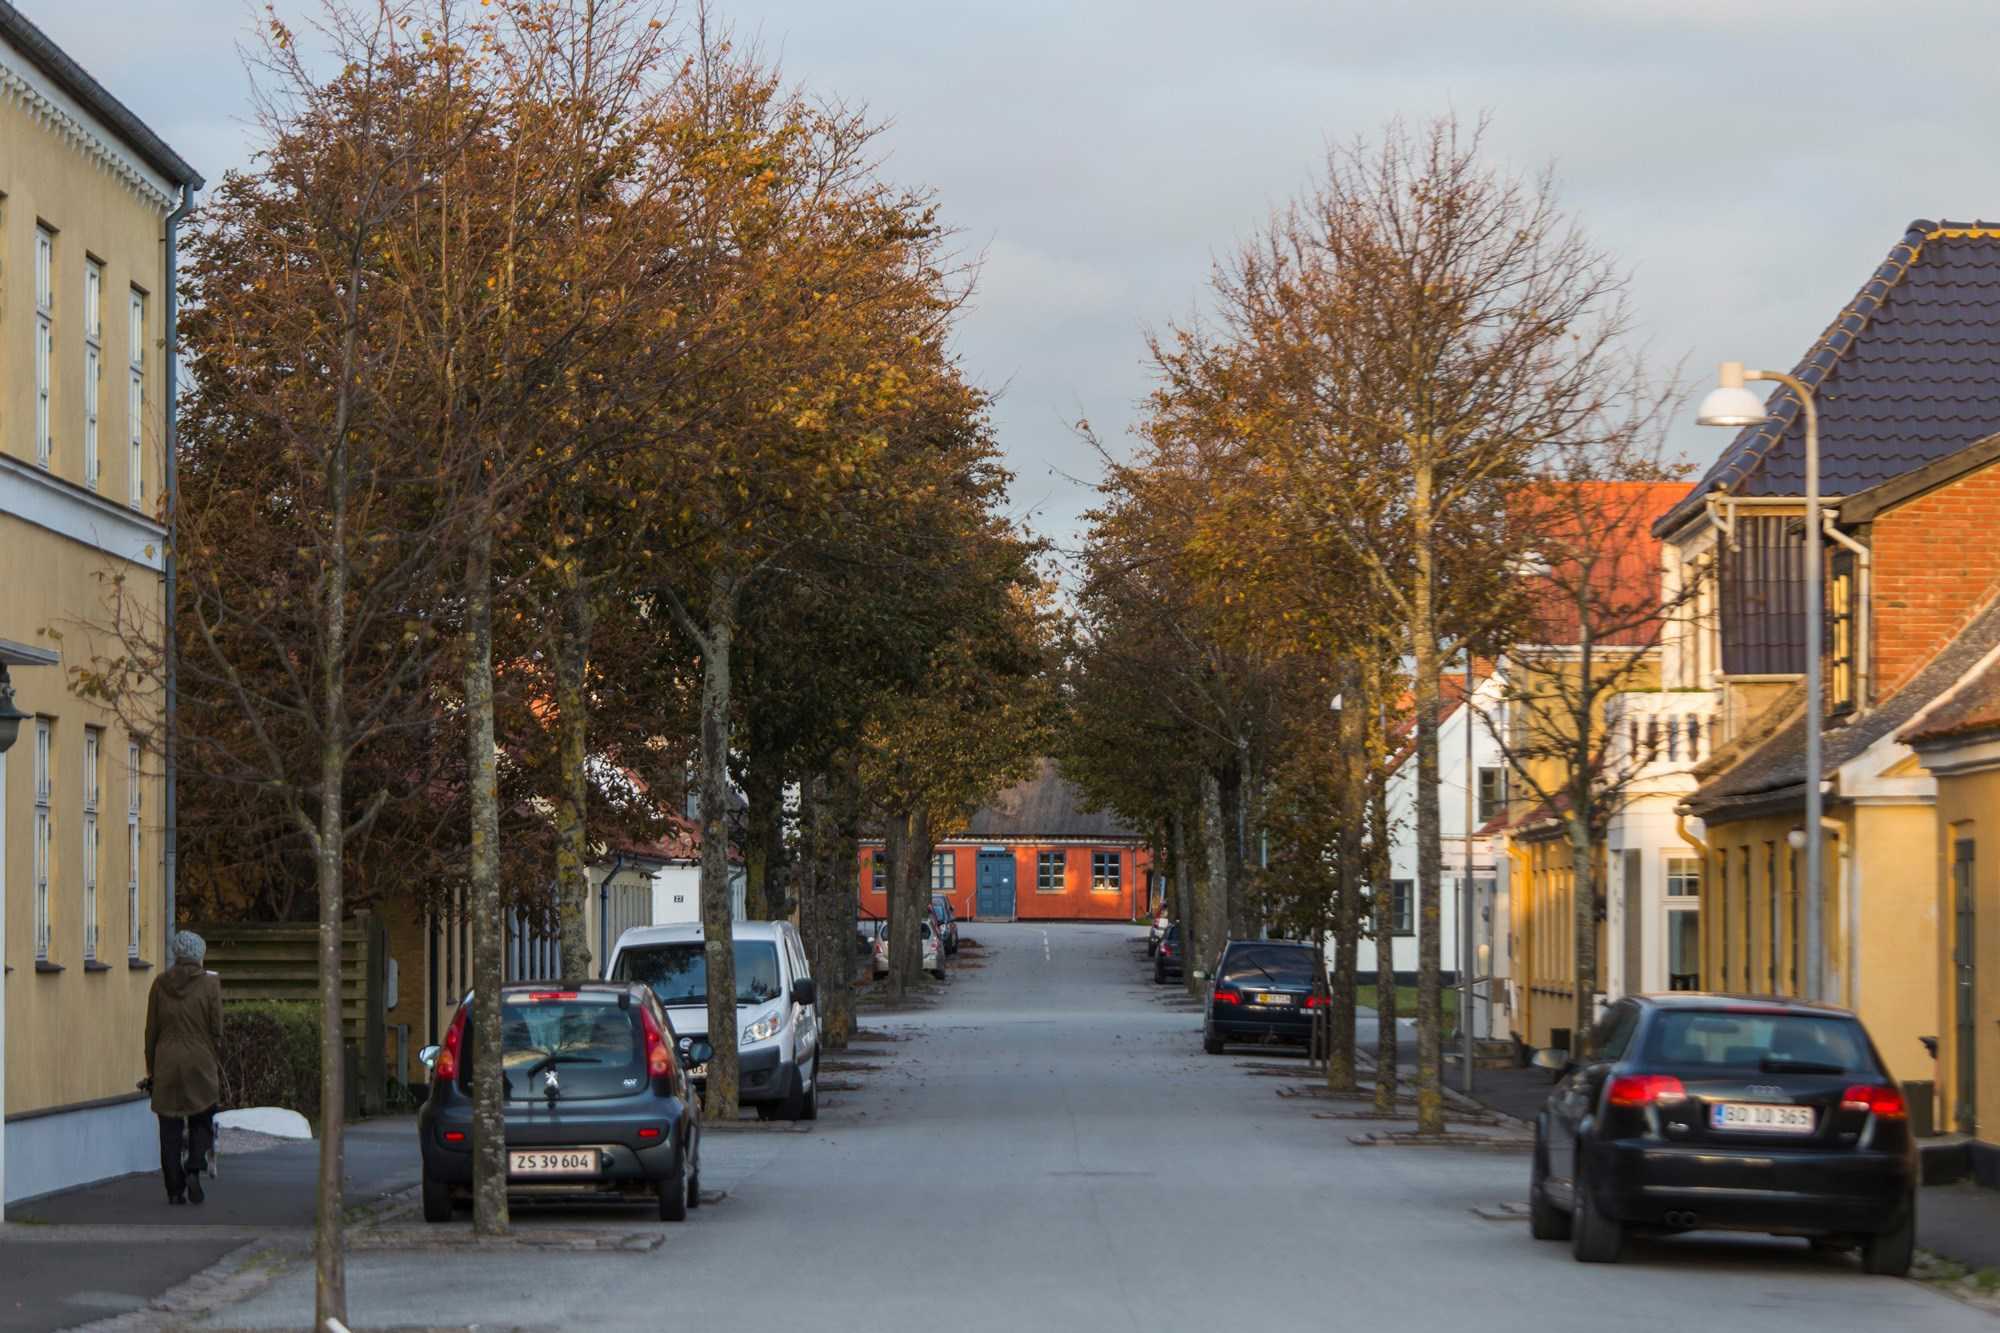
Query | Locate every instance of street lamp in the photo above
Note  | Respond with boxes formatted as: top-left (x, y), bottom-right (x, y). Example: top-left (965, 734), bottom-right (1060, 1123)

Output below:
top-left (0, 665), bottom-right (26, 754)
top-left (1697, 361), bottom-right (1824, 1002)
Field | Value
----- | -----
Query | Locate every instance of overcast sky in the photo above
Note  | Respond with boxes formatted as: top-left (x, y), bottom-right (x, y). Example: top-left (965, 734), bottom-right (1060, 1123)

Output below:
top-left (34, 0), bottom-right (2000, 550)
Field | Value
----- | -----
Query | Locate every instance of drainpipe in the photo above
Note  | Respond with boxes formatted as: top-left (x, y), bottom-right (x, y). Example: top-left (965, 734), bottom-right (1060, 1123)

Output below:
top-left (162, 182), bottom-right (194, 941)
top-left (1822, 514), bottom-right (1872, 712)
top-left (1675, 814), bottom-right (1710, 989)
top-left (1824, 816), bottom-right (1853, 1009)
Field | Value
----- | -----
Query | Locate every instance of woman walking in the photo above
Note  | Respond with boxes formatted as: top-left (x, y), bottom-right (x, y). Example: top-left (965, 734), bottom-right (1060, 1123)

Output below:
top-left (145, 930), bottom-right (223, 1204)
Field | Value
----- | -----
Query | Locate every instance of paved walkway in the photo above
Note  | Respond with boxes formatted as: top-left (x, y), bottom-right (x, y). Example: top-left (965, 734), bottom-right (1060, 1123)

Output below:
top-left (0, 1117), bottom-right (416, 1332)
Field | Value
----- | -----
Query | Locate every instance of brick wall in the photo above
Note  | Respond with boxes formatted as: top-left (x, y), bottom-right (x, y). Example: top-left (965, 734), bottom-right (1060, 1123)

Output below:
top-left (1871, 460), bottom-right (2000, 695)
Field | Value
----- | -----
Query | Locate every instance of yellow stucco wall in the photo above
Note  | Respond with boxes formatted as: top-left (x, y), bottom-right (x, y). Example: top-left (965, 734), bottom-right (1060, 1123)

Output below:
top-left (1931, 767), bottom-right (2000, 1138)
top-left (1, 87), bottom-right (172, 1117)
top-left (1702, 801), bottom-right (1939, 1087)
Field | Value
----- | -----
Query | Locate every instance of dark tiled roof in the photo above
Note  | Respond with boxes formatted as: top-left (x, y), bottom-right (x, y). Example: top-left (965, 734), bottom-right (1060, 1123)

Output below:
top-left (1902, 650), bottom-right (2000, 746)
top-left (1688, 594), bottom-right (2000, 815)
top-left (952, 759), bottom-right (1145, 842)
top-left (1657, 221), bottom-right (2000, 536)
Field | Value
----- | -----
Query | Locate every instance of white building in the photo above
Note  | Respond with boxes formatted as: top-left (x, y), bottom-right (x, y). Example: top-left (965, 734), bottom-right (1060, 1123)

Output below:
top-left (1356, 671), bottom-right (1510, 1037)
top-left (1602, 690), bottom-right (1717, 998)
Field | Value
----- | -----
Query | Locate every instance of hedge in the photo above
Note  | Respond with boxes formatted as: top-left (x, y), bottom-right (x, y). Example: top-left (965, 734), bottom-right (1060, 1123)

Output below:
top-left (218, 1000), bottom-right (321, 1121)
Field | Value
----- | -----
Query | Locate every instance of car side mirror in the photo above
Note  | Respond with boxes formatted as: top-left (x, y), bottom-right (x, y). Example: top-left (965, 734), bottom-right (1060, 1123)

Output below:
top-left (418, 1045), bottom-right (441, 1071)
top-left (792, 978), bottom-right (817, 1007)
top-left (686, 1040), bottom-right (714, 1067)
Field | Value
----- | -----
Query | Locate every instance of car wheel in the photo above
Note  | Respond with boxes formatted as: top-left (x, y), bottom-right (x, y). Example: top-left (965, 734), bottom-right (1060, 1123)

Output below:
top-left (1153, 965), bottom-right (1166, 985)
top-left (755, 1099), bottom-right (781, 1122)
top-left (657, 1147), bottom-right (689, 1223)
top-left (687, 1133), bottom-right (702, 1210)
top-left (800, 1055), bottom-right (820, 1122)
top-left (1860, 1200), bottom-right (1915, 1277)
top-left (1569, 1154), bottom-right (1622, 1263)
top-left (420, 1169), bottom-right (453, 1225)
top-left (1203, 1024), bottom-right (1225, 1055)
top-left (1528, 1132), bottom-right (1570, 1241)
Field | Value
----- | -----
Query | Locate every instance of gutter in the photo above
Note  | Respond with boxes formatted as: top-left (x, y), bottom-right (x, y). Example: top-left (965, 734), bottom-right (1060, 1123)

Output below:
top-left (600, 854), bottom-right (626, 977)
top-left (162, 181), bottom-right (194, 939)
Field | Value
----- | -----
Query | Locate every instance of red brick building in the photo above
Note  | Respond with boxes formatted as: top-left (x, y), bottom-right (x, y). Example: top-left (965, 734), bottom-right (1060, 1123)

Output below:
top-left (860, 759), bottom-right (1156, 922)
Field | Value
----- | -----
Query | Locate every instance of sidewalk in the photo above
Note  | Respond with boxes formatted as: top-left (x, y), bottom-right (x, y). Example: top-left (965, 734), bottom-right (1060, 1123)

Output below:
top-left (0, 1116), bottom-right (417, 1333)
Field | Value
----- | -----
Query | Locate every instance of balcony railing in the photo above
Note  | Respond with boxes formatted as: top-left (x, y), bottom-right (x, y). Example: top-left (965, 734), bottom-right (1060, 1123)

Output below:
top-left (1605, 690), bottom-right (1719, 779)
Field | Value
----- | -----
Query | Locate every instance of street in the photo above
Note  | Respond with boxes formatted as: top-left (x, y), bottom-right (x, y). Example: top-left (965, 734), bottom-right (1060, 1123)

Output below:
top-left (191, 924), bottom-right (1976, 1332)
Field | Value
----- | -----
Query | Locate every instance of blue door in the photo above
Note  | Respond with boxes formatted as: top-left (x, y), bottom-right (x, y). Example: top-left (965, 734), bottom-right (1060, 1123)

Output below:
top-left (976, 850), bottom-right (1016, 920)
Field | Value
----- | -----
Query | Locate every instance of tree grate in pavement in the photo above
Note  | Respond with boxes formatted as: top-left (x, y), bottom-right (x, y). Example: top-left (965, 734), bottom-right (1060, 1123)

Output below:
top-left (1347, 1130), bottom-right (1533, 1152)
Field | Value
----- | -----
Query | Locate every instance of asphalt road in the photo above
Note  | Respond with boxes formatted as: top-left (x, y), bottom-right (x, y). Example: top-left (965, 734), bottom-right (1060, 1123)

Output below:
top-left (197, 922), bottom-right (1980, 1331)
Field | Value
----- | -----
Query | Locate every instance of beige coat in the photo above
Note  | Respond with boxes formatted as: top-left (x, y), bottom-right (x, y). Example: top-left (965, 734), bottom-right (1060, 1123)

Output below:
top-left (145, 961), bottom-right (224, 1117)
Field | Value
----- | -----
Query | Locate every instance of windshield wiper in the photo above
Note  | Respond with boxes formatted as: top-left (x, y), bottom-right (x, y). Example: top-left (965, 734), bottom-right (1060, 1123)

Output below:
top-left (1758, 1056), bottom-right (1847, 1075)
top-left (1233, 961), bottom-right (1285, 988)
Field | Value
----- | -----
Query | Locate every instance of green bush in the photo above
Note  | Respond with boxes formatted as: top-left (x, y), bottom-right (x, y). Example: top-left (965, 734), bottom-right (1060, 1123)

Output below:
top-left (218, 1000), bottom-right (321, 1120)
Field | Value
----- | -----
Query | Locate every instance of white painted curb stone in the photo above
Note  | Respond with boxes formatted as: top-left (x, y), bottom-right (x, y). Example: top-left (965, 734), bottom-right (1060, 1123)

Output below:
top-left (217, 1107), bottom-right (314, 1139)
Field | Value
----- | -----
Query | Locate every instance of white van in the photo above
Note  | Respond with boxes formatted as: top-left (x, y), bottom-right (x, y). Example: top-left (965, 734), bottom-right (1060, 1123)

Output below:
top-left (605, 921), bottom-right (820, 1121)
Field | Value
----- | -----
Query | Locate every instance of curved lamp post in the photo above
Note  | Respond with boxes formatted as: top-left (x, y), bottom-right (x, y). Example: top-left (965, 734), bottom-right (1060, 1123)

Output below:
top-left (1696, 362), bottom-right (1823, 1002)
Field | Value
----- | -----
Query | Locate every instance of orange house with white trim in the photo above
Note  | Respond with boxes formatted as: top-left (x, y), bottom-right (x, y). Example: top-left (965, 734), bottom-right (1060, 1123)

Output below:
top-left (860, 760), bottom-right (1156, 923)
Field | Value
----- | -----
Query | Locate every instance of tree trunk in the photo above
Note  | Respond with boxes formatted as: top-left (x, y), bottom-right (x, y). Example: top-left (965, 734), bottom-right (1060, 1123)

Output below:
top-left (553, 568), bottom-right (594, 979)
top-left (1367, 665), bottom-right (1398, 1115)
top-left (464, 521), bottom-right (509, 1235)
top-left (1411, 460), bottom-right (1445, 1135)
top-left (311, 502), bottom-right (349, 1326)
top-left (697, 584), bottom-right (740, 1122)
top-left (884, 812), bottom-right (912, 1001)
top-left (905, 807), bottom-right (933, 985)
top-left (1571, 813), bottom-right (1598, 1058)
top-left (742, 754), bottom-right (783, 922)
top-left (1219, 756), bottom-right (1250, 939)
top-left (1328, 685), bottom-right (1365, 1093)
top-left (1199, 770), bottom-right (1230, 984)
top-left (1171, 807), bottom-right (1198, 998)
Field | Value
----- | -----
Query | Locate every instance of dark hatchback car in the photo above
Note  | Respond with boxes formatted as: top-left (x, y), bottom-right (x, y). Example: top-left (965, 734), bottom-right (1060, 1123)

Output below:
top-left (418, 981), bottom-right (712, 1223)
top-left (1153, 924), bottom-right (1184, 984)
top-left (1530, 994), bottom-right (1916, 1274)
top-left (1203, 939), bottom-right (1325, 1054)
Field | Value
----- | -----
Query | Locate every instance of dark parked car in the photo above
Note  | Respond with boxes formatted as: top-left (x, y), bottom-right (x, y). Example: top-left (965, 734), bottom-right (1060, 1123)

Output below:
top-left (418, 981), bottom-right (711, 1223)
top-left (1153, 924), bottom-right (1184, 984)
top-left (1529, 994), bottom-right (1916, 1274)
top-left (931, 894), bottom-right (960, 955)
top-left (1202, 939), bottom-right (1324, 1054)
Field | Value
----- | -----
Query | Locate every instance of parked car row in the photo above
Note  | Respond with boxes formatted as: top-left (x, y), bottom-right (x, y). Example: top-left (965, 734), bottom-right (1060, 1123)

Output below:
top-left (1144, 920), bottom-right (1917, 1279)
top-left (416, 918), bottom-right (823, 1224)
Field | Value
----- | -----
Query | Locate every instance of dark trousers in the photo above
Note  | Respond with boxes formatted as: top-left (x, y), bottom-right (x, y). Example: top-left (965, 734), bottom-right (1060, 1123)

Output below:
top-left (158, 1107), bottom-right (217, 1195)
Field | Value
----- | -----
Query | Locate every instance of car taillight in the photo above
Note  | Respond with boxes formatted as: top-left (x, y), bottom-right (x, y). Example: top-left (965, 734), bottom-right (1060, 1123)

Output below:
top-left (1841, 1084), bottom-right (1907, 1118)
top-left (1212, 986), bottom-right (1242, 1006)
top-left (443, 1130), bottom-right (466, 1144)
top-left (435, 1005), bottom-right (468, 1082)
top-left (638, 1126), bottom-right (662, 1141)
top-left (1606, 1074), bottom-right (1687, 1107)
top-left (1305, 994), bottom-right (1329, 1010)
top-left (639, 1005), bottom-right (676, 1080)
top-left (526, 991), bottom-right (580, 1002)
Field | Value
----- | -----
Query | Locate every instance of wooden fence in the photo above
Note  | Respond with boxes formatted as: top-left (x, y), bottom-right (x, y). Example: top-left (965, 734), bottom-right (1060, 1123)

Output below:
top-left (188, 915), bottom-right (388, 1116)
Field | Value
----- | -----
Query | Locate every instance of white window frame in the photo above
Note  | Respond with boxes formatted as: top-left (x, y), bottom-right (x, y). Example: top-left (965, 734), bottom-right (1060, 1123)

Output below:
top-left (83, 727), bottom-right (101, 960)
top-left (1035, 850), bottom-right (1066, 893)
top-left (929, 851), bottom-right (955, 892)
top-left (128, 740), bottom-right (142, 959)
top-left (36, 227), bottom-right (54, 467)
top-left (129, 288), bottom-right (147, 507)
top-left (34, 719), bottom-right (52, 960)
top-left (84, 260), bottom-right (103, 487)
top-left (1664, 855), bottom-right (1701, 991)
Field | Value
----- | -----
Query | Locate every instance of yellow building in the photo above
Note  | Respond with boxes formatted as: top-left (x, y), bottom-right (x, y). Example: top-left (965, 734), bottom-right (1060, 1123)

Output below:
top-left (1904, 637), bottom-right (2000, 1168)
top-left (0, 9), bottom-right (200, 1207)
